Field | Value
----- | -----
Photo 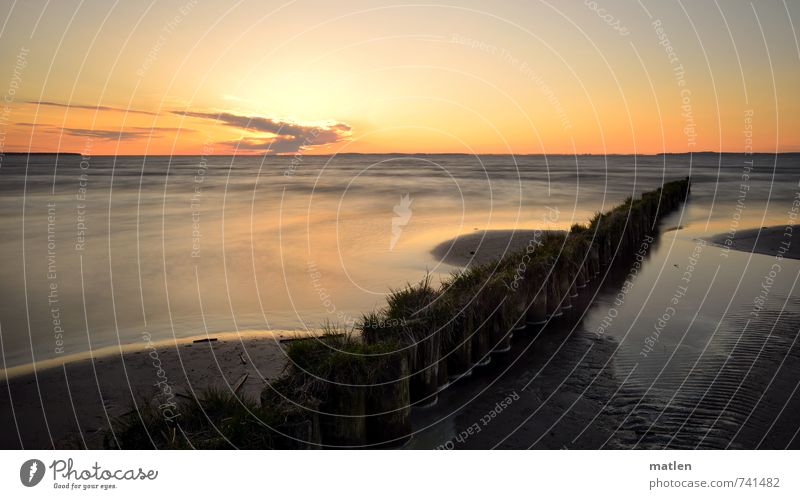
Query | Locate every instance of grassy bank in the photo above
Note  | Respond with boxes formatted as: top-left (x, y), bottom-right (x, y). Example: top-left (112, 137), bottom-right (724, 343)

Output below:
top-left (107, 178), bottom-right (690, 449)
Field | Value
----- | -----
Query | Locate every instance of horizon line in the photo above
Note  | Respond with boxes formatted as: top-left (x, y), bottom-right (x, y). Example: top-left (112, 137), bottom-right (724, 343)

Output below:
top-left (3, 150), bottom-right (799, 157)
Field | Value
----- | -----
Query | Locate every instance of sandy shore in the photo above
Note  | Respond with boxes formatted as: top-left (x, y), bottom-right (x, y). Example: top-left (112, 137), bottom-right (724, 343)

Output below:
top-left (419, 228), bottom-right (623, 449)
top-left (0, 330), bottom-right (309, 449)
top-left (432, 229), bottom-right (563, 267)
top-left (408, 327), bottom-right (623, 450)
top-left (705, 224), bottom-right (800, 260)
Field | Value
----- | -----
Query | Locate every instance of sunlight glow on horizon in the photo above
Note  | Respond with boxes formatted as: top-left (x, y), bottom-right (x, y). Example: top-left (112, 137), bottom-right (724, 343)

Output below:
top-left (1, 0), bottom-right (798, 156)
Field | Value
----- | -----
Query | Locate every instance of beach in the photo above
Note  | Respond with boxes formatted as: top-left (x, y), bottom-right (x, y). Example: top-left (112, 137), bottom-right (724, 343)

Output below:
top-left (2, 154), bottom-right (800, 449)
top-left (409, 316), bottom-right (623, 449)
top-left (704, 225), bottom-right (800, 260)
top-left (431, 229), bottom-right (563, 267)
top-left (3, 216), bottom-right (800, 449)
top-left (0, 331), bottom-right (298, 449)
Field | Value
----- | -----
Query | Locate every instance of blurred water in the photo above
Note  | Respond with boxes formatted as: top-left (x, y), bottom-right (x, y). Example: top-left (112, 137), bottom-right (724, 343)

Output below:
top-left (1, 152), bottom-right (798, 382)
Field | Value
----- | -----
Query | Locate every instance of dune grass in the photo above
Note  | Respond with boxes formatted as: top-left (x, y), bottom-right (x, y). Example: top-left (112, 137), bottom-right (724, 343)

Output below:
top-left (107, 388), bottom-right (282, 449)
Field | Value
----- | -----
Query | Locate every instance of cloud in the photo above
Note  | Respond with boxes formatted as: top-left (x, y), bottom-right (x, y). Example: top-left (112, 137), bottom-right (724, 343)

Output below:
top-left (175, 110), bottom-right (351, 154)
top-left (25, 100), bottom-right (158, 116)
top-left (59, 127), bottom-right (153, 140)
top-left (15, 122), bottom-right (191, 141)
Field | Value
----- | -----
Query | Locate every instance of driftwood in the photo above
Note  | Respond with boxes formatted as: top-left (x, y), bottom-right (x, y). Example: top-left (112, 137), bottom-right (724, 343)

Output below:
top-left (279, 333), bottom-right (343, 344)
top-left (233, 373), bottom-right (248, 394)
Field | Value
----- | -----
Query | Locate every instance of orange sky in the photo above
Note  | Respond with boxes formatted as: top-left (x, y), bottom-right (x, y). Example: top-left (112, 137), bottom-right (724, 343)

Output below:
top-left (1, 0), bottom-right (798, 155)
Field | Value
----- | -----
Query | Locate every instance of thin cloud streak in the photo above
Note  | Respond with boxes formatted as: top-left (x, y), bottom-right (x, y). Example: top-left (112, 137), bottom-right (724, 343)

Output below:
top-left (59, 127), bottom-right (152, 140)
top-left (25, 100), bottom-right (159, 116)
top-left (15, 122), bottom-right (191, 141)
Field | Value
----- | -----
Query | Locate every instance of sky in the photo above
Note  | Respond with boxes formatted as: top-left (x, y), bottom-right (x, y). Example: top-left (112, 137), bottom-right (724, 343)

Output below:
top-left (0, 0), bottom-right (798, 155)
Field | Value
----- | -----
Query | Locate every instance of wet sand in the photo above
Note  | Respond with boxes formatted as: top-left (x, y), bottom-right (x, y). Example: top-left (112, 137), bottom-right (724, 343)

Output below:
top-left (423, 222), bottom-right (800, 449)
top-left (432, 230), bottom-right (563, 267)
top-left (705, 224), bottom-right (800, 260)
top-left (0, 331), bottom-right (301, 449)
top-left (419, 229), bottom-right (625, 449)
top-left (409, 321), bottom-right (622, 449)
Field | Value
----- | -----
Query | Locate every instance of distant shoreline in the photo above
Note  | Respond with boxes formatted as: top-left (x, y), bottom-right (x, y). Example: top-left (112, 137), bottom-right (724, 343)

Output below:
top-left (1, 152), bottom-right (81, 156)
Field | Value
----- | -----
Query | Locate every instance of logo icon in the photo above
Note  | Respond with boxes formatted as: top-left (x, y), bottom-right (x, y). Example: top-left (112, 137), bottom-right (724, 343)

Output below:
top-left (20, 459), bottom-right (45, 487)
top-left (390, 193), bottom-right (413, 250)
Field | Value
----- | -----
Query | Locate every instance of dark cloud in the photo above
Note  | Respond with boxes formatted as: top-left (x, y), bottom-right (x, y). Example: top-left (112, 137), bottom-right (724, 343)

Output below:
top-left (25, 100), bottom-right (158, 116)
top-left (175, 111), bottom-right (351, 154)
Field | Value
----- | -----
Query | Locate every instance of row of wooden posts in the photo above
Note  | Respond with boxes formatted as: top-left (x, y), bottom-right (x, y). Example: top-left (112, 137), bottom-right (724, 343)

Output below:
top-left (261, 178), bottom-right (691, 448)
